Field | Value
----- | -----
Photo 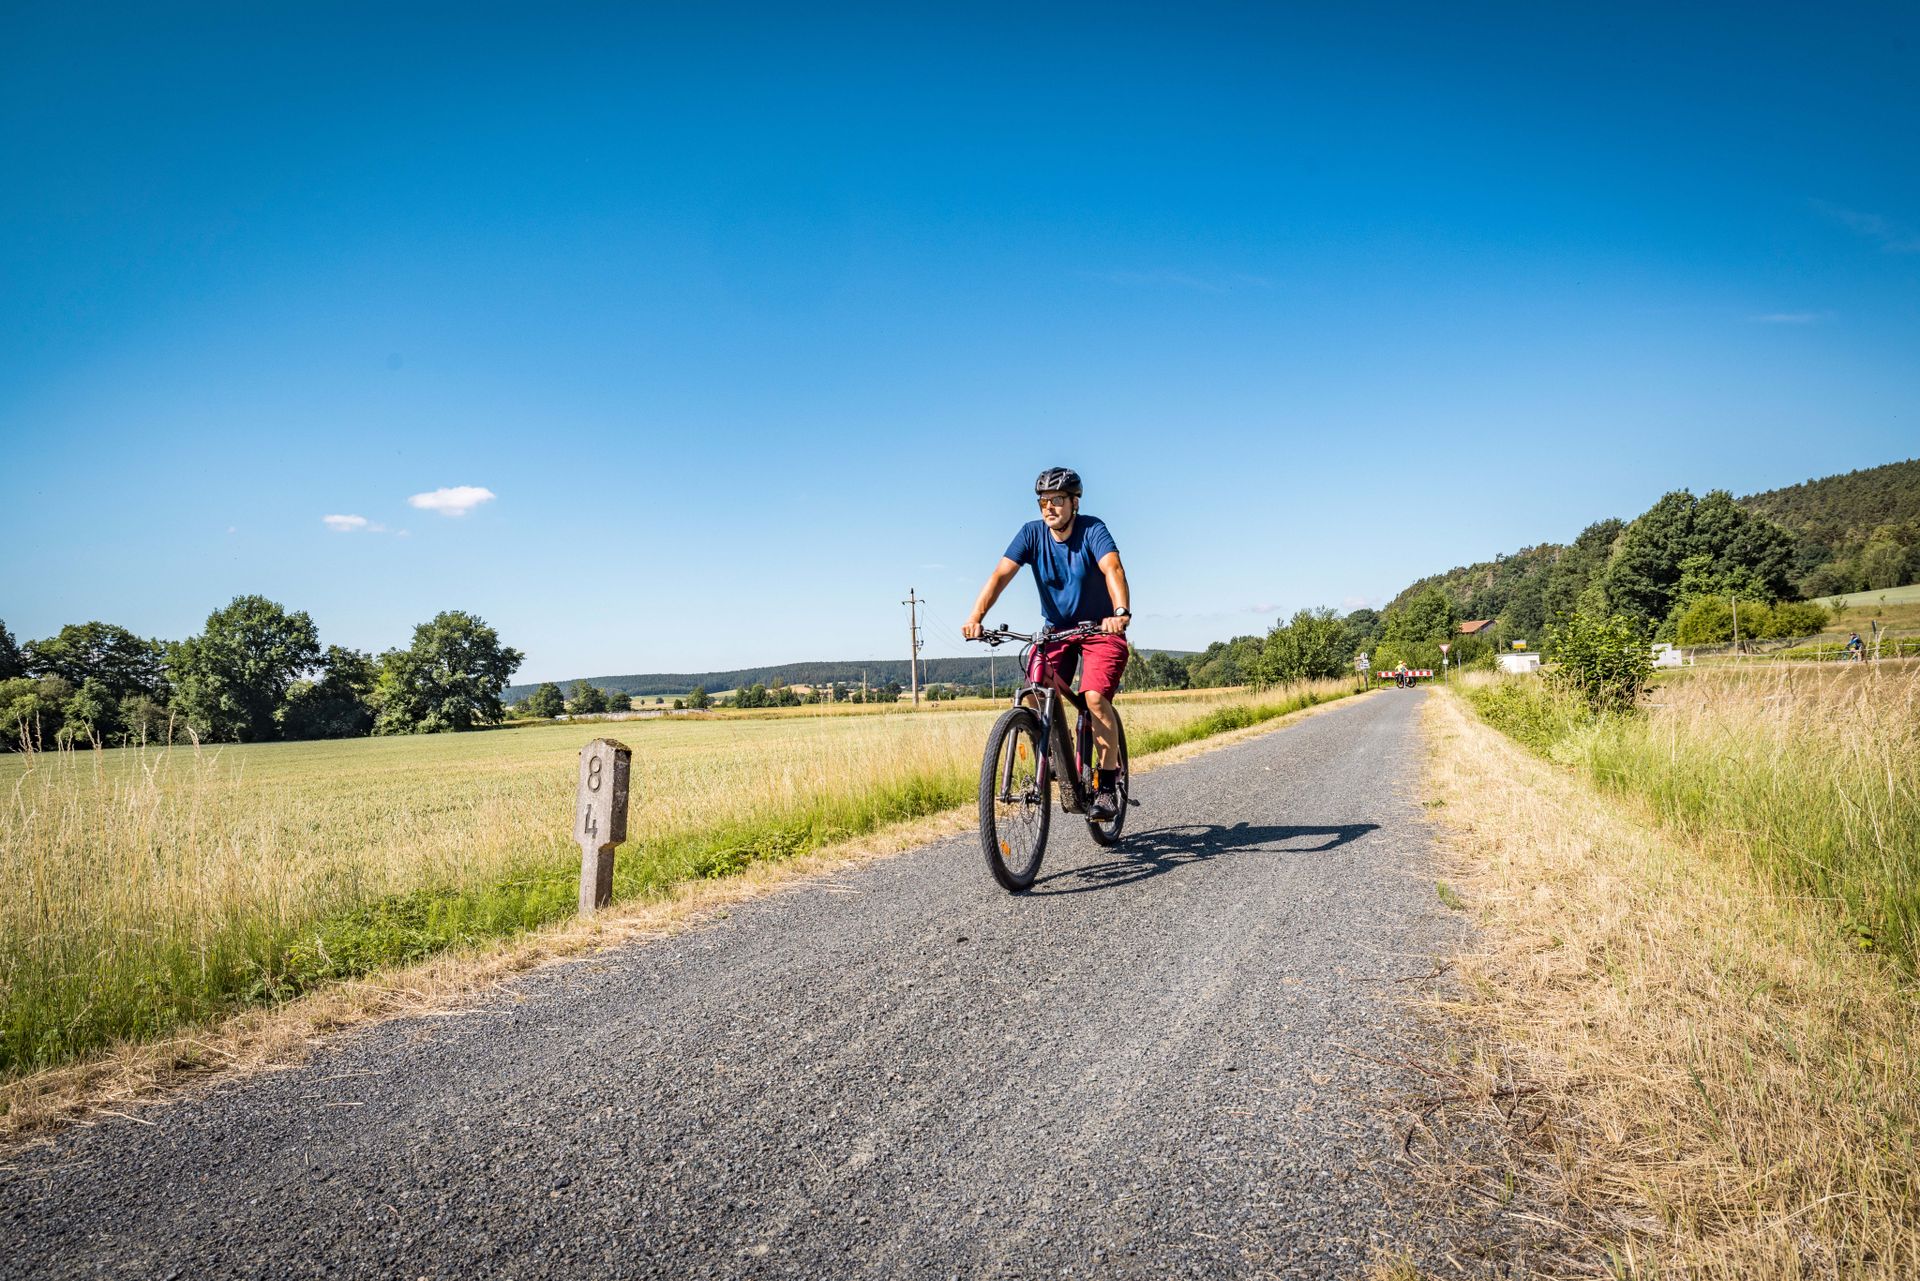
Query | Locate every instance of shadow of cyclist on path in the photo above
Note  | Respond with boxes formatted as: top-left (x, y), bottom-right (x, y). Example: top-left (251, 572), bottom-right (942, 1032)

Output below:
top-left (1026, 821), bottom-right (1380, 896)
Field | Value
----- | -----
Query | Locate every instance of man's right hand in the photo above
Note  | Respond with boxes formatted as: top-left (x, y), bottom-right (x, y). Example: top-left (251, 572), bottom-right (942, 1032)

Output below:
top-left (963, 619), bottom-right (984, 640)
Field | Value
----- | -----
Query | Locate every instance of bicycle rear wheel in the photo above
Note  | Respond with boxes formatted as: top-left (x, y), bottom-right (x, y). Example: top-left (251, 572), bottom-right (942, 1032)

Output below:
top-left (1085, 713), bottom-right (1130, 847)
top-left (978, 707), bottom-right (1051, 891)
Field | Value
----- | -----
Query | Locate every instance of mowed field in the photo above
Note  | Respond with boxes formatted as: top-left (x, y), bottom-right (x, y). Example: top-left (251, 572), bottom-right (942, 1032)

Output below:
top-left (1812, 583), bottom-right (1920, 646)
top-left (1814, 581), bottom-right (1920, 611)
top-left (0, 682), bottom-right (1355, 1082)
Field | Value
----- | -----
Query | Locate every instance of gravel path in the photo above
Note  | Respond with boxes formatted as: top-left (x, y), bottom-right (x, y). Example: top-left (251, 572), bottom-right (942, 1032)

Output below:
top-left (1, 688), bottom-right (1460, 1279)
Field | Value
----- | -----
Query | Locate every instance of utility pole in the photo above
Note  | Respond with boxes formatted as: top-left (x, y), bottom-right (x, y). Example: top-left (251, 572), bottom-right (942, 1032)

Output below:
top-left (862, 669), bottom-right (868, 703)
top-left (1732, 594), bottom-right (1740, 655)
top-left (902, 588), bottom-right (922, 706)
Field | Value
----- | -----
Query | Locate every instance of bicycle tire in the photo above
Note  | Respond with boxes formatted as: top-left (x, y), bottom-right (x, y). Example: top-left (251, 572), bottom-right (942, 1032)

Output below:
top-left (978, 707), bottom-right (1051, 892)
top-left (1085, 713), bottom-right (1130, 847)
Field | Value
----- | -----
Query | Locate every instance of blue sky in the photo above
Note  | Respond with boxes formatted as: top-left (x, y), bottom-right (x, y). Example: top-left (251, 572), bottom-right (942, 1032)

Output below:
top-left (3, 3), bottom-right (1916, 680)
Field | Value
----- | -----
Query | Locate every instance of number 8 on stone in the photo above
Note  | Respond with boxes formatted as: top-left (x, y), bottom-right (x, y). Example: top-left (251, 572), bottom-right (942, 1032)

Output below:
top-left (574, 738), bottom-right (632, 914)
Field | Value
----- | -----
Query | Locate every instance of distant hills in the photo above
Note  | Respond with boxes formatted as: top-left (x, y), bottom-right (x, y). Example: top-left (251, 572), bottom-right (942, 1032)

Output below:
top-left (507, 651), bottom-right (1195, 702)
top-left (1378, 456), bottom-right (1920, 632)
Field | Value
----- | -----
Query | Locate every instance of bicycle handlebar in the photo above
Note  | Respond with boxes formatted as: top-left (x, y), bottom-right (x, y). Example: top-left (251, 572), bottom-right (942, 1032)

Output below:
top-left (966, 621), bottom-right (1105, 648)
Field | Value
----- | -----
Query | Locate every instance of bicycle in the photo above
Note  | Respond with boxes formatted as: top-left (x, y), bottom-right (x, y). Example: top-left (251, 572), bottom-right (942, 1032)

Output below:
top-left (966, 622), bottom-right (1133, 891)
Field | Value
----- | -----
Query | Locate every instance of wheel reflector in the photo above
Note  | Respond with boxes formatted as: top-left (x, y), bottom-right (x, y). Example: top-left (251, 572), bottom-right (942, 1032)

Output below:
top-left (999, 840), bottom-right (1009, 855)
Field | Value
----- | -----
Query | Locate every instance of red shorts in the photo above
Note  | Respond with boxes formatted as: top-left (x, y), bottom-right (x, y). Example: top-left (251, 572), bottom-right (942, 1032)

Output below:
top-left (1027, 633), bottom-right (1131, 697)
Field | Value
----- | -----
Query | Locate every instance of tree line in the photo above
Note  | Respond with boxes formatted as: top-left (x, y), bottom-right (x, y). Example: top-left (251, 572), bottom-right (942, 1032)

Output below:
top-left (514, 676), bottom-right (913, 714)
top-left (1118, 485), bottom-right (1841, 694)
top-left (1365, 488), bottom-right (1836, 668)
top-left (0, 597), bottom-right (522, 751)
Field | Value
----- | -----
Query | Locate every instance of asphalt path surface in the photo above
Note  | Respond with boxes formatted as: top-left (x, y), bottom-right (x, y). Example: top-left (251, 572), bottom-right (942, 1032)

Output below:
top-left (2, 688), bottom-right (1460, 1279)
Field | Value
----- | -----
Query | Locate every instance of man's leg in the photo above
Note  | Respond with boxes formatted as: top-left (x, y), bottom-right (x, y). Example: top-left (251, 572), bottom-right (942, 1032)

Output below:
top-left (1076, 635), bottom-right (1131, 773)
top-left (1083, 689), bottom-right (1121, 764)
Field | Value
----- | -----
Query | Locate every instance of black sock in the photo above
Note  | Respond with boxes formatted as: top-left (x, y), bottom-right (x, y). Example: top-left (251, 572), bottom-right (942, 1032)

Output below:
top-left (1097, 768), bottom-right (1117, 789)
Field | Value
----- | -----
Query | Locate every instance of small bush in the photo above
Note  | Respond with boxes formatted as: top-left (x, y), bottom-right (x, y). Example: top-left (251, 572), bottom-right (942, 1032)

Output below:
top-left (1765, 600), bottom-right (1829, 638)
top-left (1546, 613), bottom-right (1652, 714)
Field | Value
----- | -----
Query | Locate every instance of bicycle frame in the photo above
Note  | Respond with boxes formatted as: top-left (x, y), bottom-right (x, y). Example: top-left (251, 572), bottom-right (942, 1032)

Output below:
top-left (983, 624), bottom-right (1103, 815)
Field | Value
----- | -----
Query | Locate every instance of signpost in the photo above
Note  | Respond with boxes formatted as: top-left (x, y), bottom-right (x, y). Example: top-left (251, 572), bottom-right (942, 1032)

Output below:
top-left (1438, 642), bottom-right (1450, 681)
top-left (575, 738), bottom-right (632, 915)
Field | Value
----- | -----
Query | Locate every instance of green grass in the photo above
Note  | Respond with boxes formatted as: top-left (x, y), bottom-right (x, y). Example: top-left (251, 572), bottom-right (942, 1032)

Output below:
top-left (1, 680), bottom-right (1357, 1080)
top-left (1461, 668), bottom-right (1920, 971)
top-left (1812, 581), bottom-right (1920, 610)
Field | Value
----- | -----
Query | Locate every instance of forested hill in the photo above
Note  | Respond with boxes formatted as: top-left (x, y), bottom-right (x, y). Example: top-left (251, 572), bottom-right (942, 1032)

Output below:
top-left (1377, 456), bottom-right (1920, 639)
top-left (507, 651), bottom-right (1195, 701)
top-left (1737, 458), bottom-right (1920, 594)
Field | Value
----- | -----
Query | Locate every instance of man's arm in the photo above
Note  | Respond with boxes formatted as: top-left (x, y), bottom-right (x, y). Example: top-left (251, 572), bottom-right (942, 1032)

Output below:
top-left (963, 558), bottom-right (1023, 639)
top-left (1099, 551), bottom-right (1130, 634)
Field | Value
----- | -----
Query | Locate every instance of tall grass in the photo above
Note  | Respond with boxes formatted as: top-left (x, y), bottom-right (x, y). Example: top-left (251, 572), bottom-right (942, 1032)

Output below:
top-left (0, 680), bottom-right (1355, 1078)
top-left (1464, 665), bottom-right (1920, 970)
top-left (1426, 692), bottom-right (1920, 1277)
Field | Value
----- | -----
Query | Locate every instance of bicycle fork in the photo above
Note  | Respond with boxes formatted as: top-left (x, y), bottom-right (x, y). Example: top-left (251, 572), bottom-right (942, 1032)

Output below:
top-left (997, 713), bottom-right (1050, 805)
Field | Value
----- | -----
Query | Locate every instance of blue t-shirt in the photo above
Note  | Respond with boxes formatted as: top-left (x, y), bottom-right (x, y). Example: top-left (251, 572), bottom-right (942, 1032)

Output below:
top-left (1004, 515), bottom-right (1120, 628)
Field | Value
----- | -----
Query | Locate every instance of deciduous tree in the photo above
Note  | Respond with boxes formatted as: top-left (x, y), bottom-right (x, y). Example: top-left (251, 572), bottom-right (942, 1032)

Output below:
top-left (527, 682), bottom-right (565, 718)
top-left (1257, 607), bottom-right (1351, 684)
top-left (0, 621), bottom-right (21, 681)
top-left (373, 611), bottom-right (524, 734)
top-left (169, 596), bottom-right (321, 742)
top-left (282, 646), bottom-right (378, 739)
top-left (1384, 588), bottom-right (1456, 645)
top-left (22, 622), bottom-right (167, 703)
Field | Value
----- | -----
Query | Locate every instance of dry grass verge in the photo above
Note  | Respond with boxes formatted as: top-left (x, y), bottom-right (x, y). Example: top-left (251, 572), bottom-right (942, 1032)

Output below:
top-left (1421, 690), bottom-right (1920, 1278)
top-left (0, 689), bottom-right (1373, 1146)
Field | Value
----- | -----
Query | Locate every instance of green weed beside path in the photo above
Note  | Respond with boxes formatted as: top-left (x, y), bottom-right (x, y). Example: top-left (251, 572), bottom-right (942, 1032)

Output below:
top-left (1461, 667), bottom-right (1920, 971)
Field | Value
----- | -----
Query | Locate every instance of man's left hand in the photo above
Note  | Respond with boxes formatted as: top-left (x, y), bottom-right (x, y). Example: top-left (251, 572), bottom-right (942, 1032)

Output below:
top-left (1102, 615), bottom-right (1130, 634)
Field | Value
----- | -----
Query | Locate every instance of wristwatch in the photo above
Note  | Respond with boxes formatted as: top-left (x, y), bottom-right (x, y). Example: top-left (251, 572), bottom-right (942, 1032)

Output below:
top-left (1113, 608), bottom-right (1131, 618)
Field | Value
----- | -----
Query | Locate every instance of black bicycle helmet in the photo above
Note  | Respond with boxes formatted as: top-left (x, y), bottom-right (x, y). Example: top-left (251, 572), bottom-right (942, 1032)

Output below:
top-left (1034, 467), bottom-right (1083, 497)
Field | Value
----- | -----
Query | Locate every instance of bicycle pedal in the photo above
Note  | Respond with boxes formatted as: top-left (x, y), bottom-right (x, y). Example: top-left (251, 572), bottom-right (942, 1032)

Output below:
top-left (1127, 798), bottom-right (1140, 807)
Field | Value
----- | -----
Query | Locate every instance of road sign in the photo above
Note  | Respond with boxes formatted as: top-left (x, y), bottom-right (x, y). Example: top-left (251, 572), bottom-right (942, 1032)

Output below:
top-left (1438, 643), bottom-right (1450, 654)
top-left (575, 738), bottom-right (632, 914)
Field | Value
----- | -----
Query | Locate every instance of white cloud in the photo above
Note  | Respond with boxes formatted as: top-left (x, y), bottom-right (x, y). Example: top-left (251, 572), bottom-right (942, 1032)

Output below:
top-left (1747, 311), bottom-right (1832, 324)
top-left (407, 485), bottom-right (497, 517)
top-left (1812, 200), bottom-right (1920, 254)
top-left (323, 513), bottom-right (396, 534)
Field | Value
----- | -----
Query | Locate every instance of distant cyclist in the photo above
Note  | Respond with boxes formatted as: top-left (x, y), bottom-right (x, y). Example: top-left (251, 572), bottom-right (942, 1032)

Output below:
top-left (1846, 632), bottom-right (1865, 661)
top-left (963, 468), bottom-right (1133, 820)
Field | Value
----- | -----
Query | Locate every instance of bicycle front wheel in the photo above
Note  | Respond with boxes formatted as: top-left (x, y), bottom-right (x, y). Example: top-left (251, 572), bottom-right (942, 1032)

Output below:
top-left (1086, 713), bottom-right (1130, 848)
top-left (978, 707), bottom-right (1051, 891)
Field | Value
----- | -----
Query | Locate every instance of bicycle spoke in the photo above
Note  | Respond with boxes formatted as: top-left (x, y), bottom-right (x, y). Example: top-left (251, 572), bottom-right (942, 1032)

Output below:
top-left (979, 708), bottom-right (1050, 890)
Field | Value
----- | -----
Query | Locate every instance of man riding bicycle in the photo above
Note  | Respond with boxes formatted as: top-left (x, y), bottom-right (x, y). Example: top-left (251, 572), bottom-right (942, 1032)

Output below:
top-left (963, 467), bottom-right (1132, 820)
